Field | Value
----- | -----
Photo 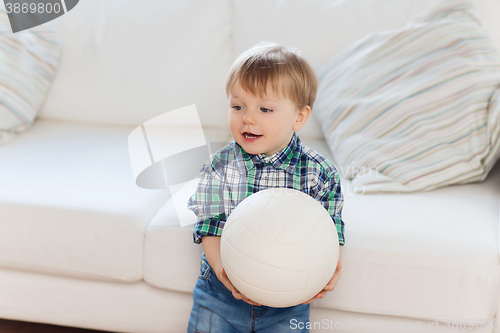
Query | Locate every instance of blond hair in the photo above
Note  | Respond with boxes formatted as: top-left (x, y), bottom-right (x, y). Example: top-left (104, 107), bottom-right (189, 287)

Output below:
top-left (225, 42), bottom-right (318, 111)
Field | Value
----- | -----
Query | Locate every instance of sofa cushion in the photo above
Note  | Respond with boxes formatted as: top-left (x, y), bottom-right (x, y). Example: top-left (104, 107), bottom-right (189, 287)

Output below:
top-left (0, 120), bottom-right (169, 282)
top-left (144, 186), bottom-right (202, 292)
top-left (305, 138), bottom-right (500, 321)
top-left (146, 135), bottom-right (500, 321)
top-left (232, 0), bottom-right (500, 141)
top-left (38, 0), bottom-right (233, 139)
top-left (0, 7), bottom-right (61, 145)
top-left (314, 0), bottom-right (500, 192)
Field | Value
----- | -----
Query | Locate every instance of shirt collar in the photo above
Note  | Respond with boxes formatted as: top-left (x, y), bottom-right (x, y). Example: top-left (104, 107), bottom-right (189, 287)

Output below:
top-left (233, 132), bottom-right (301, 174)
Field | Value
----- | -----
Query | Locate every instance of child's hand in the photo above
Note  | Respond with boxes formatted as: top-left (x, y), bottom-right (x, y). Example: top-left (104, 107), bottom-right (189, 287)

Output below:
top-left (301, 250), bottom-right (343, 305)
top-left (218, 267), bottom-right (262, 307)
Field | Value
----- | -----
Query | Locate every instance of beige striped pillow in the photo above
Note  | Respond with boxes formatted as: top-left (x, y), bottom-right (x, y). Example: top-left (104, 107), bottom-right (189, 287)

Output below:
top-left (315, 0), bottom-right (500, 193)
top-left (0, 8), bottom-right (61, 144)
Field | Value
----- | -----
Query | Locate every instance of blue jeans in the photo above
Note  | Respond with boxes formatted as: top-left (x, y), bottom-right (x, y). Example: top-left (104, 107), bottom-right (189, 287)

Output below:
top-left (187, 252), bottom-right (310, 333)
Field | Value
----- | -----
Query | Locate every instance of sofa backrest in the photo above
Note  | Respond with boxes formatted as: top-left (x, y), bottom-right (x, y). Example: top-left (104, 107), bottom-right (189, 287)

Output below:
top-left (39, 0), bottom-right (234, 142)
top-left (39, 0), bottom-right (500, 141)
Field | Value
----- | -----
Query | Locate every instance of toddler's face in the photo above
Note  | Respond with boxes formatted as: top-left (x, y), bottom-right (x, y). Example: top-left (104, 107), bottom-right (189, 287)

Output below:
top-left (228, 81), bottom-right (309, 156)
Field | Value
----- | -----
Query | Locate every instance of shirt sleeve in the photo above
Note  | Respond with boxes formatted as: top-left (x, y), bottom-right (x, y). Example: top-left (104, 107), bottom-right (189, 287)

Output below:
top-left (313, 166), bottom-right (345, 246)
top-left (187, 157), bottom-right (227, 244)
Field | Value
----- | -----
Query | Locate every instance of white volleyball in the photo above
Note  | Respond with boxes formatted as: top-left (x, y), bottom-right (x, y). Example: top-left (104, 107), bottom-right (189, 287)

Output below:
top-left (220, 188), bottom-right (339, 308)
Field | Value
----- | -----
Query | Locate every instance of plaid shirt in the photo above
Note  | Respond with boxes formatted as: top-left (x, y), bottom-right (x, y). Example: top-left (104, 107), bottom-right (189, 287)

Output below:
top-left (187, 132), bottom-right (345, 245)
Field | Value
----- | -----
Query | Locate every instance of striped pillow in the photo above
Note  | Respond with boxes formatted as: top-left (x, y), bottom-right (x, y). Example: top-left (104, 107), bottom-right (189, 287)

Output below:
top-left (0, 8), bottom-right (61, 145)
top-left (315, 0), bottom-right (500, 193)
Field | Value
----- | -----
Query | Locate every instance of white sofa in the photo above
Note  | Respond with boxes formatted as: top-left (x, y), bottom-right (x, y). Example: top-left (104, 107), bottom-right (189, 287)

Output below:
top-left (0, 1), bottom-right (499, 332)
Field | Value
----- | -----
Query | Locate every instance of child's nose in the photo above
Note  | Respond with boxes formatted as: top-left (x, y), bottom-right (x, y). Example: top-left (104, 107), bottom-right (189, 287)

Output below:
top-left (243, 111), bottom-right (255, 124)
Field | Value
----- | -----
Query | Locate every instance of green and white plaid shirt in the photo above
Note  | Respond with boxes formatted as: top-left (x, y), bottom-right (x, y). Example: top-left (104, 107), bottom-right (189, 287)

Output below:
top-left (188, 132), bottom-right (345, 245)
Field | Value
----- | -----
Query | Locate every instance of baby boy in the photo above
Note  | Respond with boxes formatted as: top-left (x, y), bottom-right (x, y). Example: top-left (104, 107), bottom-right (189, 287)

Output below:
top-left (187, 41), bottom-right (345, 333)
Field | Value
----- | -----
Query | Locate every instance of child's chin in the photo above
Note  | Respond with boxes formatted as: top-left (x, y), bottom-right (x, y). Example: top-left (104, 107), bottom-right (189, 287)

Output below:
top-left (240, 145), bottom-right (262, 155)
top-left (244, 148), bottom-right (262, 155)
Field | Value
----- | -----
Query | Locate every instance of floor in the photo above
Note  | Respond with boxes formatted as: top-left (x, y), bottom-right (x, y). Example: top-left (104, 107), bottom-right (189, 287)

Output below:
top-left (0, 319), bottom-right (110, 333)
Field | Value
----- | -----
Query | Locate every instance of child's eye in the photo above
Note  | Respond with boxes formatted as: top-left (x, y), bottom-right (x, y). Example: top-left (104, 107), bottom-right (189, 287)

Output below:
top-left (260, 108), bottom-right (272, 113)
top-left (232, 105), bottom-right (243, 111)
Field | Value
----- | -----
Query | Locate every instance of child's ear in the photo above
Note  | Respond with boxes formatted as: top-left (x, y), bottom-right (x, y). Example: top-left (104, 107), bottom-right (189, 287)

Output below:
top-left (292, 105), bottom-right (311, 131)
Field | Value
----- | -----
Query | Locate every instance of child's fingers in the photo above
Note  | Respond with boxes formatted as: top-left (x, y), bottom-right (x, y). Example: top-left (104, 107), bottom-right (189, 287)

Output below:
top-left (324, 275), bottom-right (340, 291)
top-left (315, 290), bottom-right (328, 299)
top-left (234, 289), bottom-right (261, 306)
top-left (323, 260), bottom-right (341, 289)
top-left (302, 260), bottom-right (344, 305)
top-left (336, 260), bottom-right (343, 272)
top-left (231, 289), bottom-right (244, 300)
top-left (301, 295), bottom-right (319, 305)
top-left (235, 291), bottom-right (261, 306)
top-left (301, 290), bottom-right (327, 305)
top-left (221, 267), bottom-right (229, 280)
top-left (242, 297), bottom-right (262, 306)
top-left (220, 268), bottom-right (235, 287)
top-left (219, 268), bottom-right (237, 292)
top-left (324, 276), bottom-right (336, 291)
top-left (324, 262), bottom-right (343, 291)
top-left (242, 295), bottom-right (261, 306)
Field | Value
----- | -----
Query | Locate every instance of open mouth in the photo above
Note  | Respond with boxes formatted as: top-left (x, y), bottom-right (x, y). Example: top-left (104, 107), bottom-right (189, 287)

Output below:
top-left (242, 132), bottom-right (262, 139)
